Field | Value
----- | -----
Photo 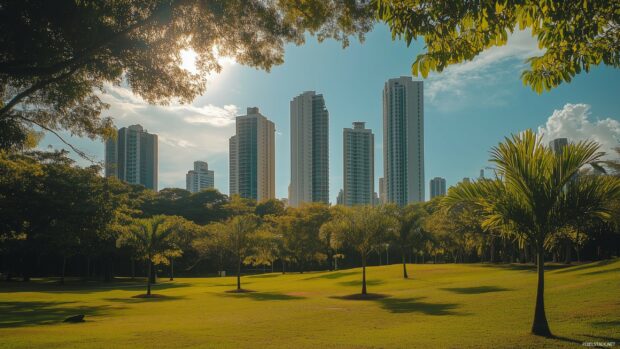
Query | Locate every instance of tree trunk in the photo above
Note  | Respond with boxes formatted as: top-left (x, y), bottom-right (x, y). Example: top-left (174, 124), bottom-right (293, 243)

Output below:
top-left (361, 253), bottom-right (367, 295)
top-left (60, 255), bottom-right (67, 285)
top-left (146, 260), bottom-right (152, 296)
top-left (531, 246), bottom-right (552, 336)
top-left (402, 248), bottom-right (408, 279)
top-left (169, 258), bottom-right (174, 281)
top-left (131, 259), bottom-right (135, 279)
top-left (564, 242), bottom-right (572, 264)
top-left (236, 255), bottom-right (241, 291)
top-left (281, 258), bottom-right (286, 274)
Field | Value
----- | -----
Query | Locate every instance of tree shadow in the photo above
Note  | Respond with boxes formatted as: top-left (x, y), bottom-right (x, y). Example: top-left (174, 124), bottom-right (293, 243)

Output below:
top-left (0, 301), bottom-right (111, 328)
top-left (552, 259), bottom-right (618, 274)
top-left (0, 280), bottom-right (190, 294)
top-left (330, 293), bottom-right (389, 301)
top-left (440, 286), bottom-right (511, 294)
top-left (376, 297), bottom-right (462, 315)
top-left (303, 271), bottom-right (358, 280)
top-left (218, 291), bottom-right (305, 301)
top-left (338, 279), bottom-right (384, 287)
top-left (480, 263), bottom-right (569, 272)
top-left (102, 294), bottom-right (185, 303)
top-left (247, 273), bottom-right (280, 279)
top-left (590, 320), bottom-right (620, 329)
top-left (580, 267), bottom-right (620, 276)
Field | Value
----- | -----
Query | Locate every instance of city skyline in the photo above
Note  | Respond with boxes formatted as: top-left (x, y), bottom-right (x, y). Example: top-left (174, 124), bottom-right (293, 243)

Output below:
top-left (42, 25), bottom-right (620, 202)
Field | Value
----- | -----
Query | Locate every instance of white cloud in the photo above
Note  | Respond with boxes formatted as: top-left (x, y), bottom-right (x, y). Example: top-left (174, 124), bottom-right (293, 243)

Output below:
top-left (537, 103), bottom-right (620, 157)
top-left (426, 30), bottom-right (542, 108)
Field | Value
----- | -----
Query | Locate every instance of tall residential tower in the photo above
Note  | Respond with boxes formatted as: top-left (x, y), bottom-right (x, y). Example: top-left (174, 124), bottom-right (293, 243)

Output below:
top-left (289, 91), bottom-right (329, 207)
top-left (343, 122), bottom-right (374, 206)
top-left (383, 77), bottom-right (425, 205)
top-left (105, 124), bottom-right (158, 190)
top-left (186, 161), bottom-right (214, 193)
top-left (429, 177), bottom-right (446, 199)
top-left (228, 107), bottom-right (275, 202)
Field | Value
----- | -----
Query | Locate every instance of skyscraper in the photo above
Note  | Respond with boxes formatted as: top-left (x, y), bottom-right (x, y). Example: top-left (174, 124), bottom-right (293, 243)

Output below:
top-left (343, 122), bottom-right (374, 206)
top-left (186, 161), bottom-right (214, 193)
top-left (105, 124), bottom-right (158, 190)
top-left (549, 137), bottom-right (568, 154)
top-left (379, 177), bottom-right (386, 204)
top-left (429, 177), bottom-right (446, 199)
top-left (383, 77), bottom-right (425, 206)
top-left (228, 107), bottom-right (275, 202)
top-left (289, 91), bottom-right (329, 207)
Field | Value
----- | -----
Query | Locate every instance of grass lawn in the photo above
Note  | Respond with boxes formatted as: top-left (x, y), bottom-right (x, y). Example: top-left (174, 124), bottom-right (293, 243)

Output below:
top-left (1, 259), bottom-right (619, 348)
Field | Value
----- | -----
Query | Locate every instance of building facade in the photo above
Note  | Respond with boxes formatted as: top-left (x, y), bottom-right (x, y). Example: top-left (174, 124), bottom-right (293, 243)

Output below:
top-left (383, 77), bottom-right (425, 206)
top-left (549, 138), bottom-right (568, 154)
top-left (228, 107), bottom-right (275, 202)
top-left (429, 177), bottom-right (446, 199)
top-left (289, 91), bottom-right (329, 207)
top-left (105, 124), bottom-right (158, 190)
top-left (343, 122), bottom-right (374, 206)
top-left (186, 161), bottom-right (214, 193)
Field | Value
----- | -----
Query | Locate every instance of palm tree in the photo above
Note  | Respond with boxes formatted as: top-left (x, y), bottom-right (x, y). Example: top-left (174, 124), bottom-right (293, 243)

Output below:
top-left (443, 130), bottom-right (620, 336)
top-left (330, 206), bottom-right (398, 295)
top-left (386, 203), bottom-right (428, 278)
top-left (118, 215), bottom-right (184, 296)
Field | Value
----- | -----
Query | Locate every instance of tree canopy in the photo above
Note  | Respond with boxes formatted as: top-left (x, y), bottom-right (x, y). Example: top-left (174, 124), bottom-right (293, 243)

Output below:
top-left (375, 0), bottom-right (620, 93)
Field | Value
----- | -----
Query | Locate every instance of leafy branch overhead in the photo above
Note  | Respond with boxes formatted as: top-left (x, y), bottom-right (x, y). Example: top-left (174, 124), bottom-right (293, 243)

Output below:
top-left (374, 0), bottom-right (620, 93)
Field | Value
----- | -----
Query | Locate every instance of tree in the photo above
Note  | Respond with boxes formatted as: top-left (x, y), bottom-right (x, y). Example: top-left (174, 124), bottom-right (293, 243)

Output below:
top-left (282, 203), bottom-right (331, 273)
top-left (385, 203), bottom-right (427, 278)
top-left (329, 206), bottom-right (398, 295)
top-left (0, 0), bottom-right (372, 150)
top-left (443, 130), bottom-right (620, 336)
top-left (375, 0), bottom-right (620, 93)
top-left (118, 215), bottom-right (188, 296)
top-left (224, 214), bottom-right (260, 291)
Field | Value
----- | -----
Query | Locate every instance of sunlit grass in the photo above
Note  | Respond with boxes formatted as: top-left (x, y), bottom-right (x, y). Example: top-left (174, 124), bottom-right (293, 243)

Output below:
top-left (1, 259), bottom-right (618, 348)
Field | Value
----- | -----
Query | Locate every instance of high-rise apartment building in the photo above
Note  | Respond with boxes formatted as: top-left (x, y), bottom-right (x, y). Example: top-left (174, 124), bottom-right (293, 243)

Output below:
top-left (343, 122), bottom-right (374, 206)
top-left (379, 177), bottom-right (386, 204)
top-left (186, 161), bottom-right (214, 193)
top-left (549, 138), bottom-right (568, 154)
top-left (429, 177), bottom-right (446, 199)
top-left (105, 124), bottom-right (158, 190)
top-left (228, 107), bottom-right (275, 202)
top-left (289, 91), bottom-right (329, 207)
top-left (383, 77), bottom-right (425, 206)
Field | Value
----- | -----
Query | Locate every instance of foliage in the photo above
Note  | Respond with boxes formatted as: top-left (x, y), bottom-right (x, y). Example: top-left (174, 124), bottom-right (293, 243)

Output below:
top-left (375, 0), bottom-right (620, 93)
top-left (0, 0), bottom-right (373, 149)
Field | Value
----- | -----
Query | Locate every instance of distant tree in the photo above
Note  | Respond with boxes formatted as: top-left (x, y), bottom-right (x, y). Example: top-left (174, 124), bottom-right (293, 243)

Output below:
top-left (385, 203), bottom-right (428, 278)
top-left (192, 222), bottom-right (228, 276)
top-left (0, 0), bottom-right (372, 150)
top-left (118, 215), bottom-right (188, 296)
top-left (283, 203), bottom-right (331, 273)
top-left (255, 199), bottom-right (286, 217)
top-left (330, 206), bottom-right (398, 295)
top-left (443, 130), bottom-right (620, 336)
top-left (224, 214), bottom-right (260, 291)
top-left (375, 0), bottom-right (620, 93)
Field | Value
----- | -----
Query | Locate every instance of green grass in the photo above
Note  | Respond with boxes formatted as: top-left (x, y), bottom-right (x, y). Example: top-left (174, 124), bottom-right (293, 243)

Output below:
top-left (1, 259), bottom-right (619, 348)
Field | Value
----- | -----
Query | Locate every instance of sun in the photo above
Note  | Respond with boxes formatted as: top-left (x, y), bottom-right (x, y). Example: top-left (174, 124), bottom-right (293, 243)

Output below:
top-left (180, 47), bottom-right (236, 76)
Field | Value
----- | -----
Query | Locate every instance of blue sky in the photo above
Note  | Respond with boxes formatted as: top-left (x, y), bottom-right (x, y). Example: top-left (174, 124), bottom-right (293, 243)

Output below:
top-left (41, 24), bottom-right (620, 202)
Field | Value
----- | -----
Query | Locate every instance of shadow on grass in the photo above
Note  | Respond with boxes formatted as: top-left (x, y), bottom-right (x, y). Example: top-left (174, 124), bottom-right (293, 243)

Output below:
top-left (102, 294), bottom-right (185, 303)
top-left (552, 259), bottom-right (618, 274)
top-left (247, 273), bottom-right (280, 279)
top-left (218, 291), bottom-right (305, 301)
top-left (338, 279), bottom-right (384, 287)
top-left (581, 334), bottom-right (620, 342)
top-left (0, 280), bottom-right (190, 294)
top-left (0, 301), bottom-right (111, 328)
top-left (580, 266), bottom-right (620, 276)
top-left (590, 320), bottom-right (620, 329)
top-left (440, 286), bottom-right (511, 294)
top-left (303, 271), bottom-right (358, 280)
top-left (480, 263), bottom-right (570, 272)
top-left (376, 297), bottom-right (462, 315)
top-left (330, 293), bottom-right (389, 301)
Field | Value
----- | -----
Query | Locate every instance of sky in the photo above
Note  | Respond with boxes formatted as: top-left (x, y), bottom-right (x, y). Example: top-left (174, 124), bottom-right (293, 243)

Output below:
top-left (40, 24), bottom-right (620, 203)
